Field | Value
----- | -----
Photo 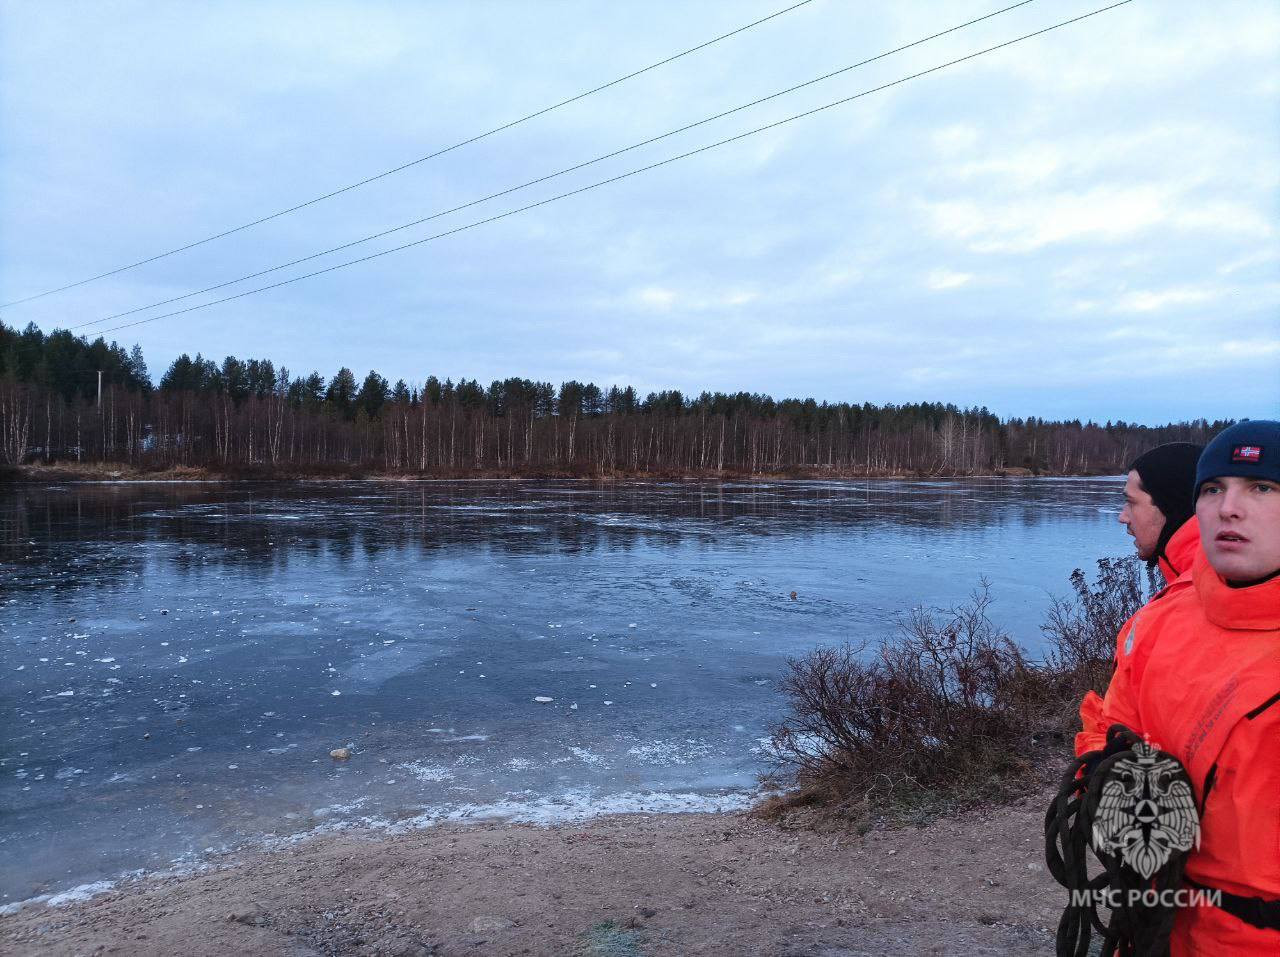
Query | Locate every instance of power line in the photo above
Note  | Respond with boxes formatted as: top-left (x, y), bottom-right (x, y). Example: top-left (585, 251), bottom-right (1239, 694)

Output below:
top-left (88, 0), bottom-right (1134, 340)
top-left (68, 0), bottom-right (1044, 334)
top-left (0, 0), bottom-right (817, 310)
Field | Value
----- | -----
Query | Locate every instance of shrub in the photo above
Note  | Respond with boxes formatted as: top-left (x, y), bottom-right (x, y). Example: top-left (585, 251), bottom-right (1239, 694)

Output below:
top-left (765, 583), bottom-right (1041, 821)
top-left (1041, 555), bottom-right (1156, 706)
top-left (762, 559), bottom-right (1153, 825)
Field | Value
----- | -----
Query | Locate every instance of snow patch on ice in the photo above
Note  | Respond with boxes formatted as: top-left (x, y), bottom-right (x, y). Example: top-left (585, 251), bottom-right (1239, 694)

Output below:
top-left (396, 761), bottom-right (454, 783)
top-left (312, 797), bottom-right (370, 818)
top-left (382, 788), bottom-right (757, 833)
top-left (45, 880), bottom-right (118, 907)
top-left (568, 747), bottom-right (607, 768)
top-left (754, 732), bottom-right (825, 759)
top-left (0, 879), bottom-right (119, 915)
top-left (626, 739), bottom-right (714, 767)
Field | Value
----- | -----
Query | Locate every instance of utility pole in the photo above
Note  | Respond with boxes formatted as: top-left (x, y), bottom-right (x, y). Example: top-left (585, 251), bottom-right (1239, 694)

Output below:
top-left (97, 370), bottom-right (103, 408)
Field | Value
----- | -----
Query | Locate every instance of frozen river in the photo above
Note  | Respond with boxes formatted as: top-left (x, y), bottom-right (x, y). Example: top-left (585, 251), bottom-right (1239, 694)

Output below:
top-left (1, 477), bottom-right (1127, 903)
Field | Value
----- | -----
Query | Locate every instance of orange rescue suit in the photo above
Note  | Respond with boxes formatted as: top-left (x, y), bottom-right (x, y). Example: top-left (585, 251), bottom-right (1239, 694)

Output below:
top-left (1076, 517), bottom-right (1201, 756)
top-left (1075, 550), bottom-right (1280, 954)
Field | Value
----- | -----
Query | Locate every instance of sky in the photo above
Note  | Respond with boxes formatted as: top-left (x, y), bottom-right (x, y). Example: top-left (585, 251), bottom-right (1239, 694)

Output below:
top-left (1, 0), bottom-right (1277, 425)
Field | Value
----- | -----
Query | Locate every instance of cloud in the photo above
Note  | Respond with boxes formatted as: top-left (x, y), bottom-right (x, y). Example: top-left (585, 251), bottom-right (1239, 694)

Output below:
top-left (931, 123), bottom-right (979, 154)
top-left (921, 186), bottom-right (1157, 253)
top-left (1, 0), bottom-right (1277, 424)
top-left (1113, 287), bottom-right (1218, 313)
top-left (636, 286), bottom-right (677, 310)
top-left (949, 144), bottom-right (1062, 188)
top-left (925, 269), bottom-right (972, 290)
top-left (620, 284), bottom-right (758, 313)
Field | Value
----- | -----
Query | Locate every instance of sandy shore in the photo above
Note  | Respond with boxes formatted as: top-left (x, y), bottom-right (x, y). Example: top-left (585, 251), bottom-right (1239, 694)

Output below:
top-left (0, 789), bottom-right (1064, 957)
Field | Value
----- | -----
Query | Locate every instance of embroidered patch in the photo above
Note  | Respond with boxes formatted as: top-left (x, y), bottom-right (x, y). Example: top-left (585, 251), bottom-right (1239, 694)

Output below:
top-left (1092, 742), bottom-right (1200, 879)
top-left (1123, 621), bottom-right (1137, 656)
top-left (1231, 444), bottom-right (1263, 463)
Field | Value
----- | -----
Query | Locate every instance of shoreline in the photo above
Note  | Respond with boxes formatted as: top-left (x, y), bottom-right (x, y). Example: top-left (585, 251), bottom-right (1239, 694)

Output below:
top-left (0, 789), bottom-right (1061, 956)
top-left (2, 788), bottom-right (761, 917)
top-left (3, 463), bottom-right (1101, 484)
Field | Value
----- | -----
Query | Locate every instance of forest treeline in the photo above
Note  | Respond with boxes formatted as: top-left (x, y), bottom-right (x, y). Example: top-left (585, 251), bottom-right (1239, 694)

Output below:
top-left (0, 321), bottom-right (1225, 475)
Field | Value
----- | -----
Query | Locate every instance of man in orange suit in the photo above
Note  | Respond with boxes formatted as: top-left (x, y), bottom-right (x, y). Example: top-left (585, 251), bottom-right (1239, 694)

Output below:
top-left (1073, 421), bottom-right (1280, 953)
top-left (1076, 441), bottom-right (1202, 754)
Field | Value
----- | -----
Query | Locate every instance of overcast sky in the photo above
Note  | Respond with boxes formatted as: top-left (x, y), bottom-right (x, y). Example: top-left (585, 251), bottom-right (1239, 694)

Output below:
top-left (2, 0), bottom-right (1277, 424)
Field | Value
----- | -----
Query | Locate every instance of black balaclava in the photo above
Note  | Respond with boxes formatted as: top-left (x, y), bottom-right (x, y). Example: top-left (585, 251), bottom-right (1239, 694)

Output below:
top-left (1127, 442), bottom-right (1204, 568)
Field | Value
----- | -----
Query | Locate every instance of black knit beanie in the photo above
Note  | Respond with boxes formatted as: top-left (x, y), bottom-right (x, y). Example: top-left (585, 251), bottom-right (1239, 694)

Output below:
top-left (1195, 420), bottom-right (1280, 497)
top-left (1128, 442), bottom-right (1204, 566)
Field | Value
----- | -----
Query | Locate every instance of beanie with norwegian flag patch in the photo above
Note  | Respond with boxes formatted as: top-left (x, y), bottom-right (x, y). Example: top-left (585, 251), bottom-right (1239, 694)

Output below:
top-left (1195, 420), bottom-right (1280, 498)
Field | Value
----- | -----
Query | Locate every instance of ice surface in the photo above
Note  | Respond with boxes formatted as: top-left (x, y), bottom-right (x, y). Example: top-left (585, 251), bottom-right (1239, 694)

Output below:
top-left (0, 476), bottom-right (1125, 901)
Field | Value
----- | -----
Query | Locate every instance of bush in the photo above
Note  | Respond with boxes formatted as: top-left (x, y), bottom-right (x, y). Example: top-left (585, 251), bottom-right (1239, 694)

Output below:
top-left (1041, 555), bottom-right (1156, 706)
top-left (762, 559), bottom-right (1153, 825)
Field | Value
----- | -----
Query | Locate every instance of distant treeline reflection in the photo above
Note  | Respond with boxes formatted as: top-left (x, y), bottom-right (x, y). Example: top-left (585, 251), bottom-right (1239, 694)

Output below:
top-left (2, 481), bottom-right (1100, 592)
top-left (0, 321), bottom-right (1220, 474)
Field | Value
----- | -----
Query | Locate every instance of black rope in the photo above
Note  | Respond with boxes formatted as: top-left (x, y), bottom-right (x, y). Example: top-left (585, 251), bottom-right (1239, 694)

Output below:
top-left (1044, 725), bottom-right (1194, 957)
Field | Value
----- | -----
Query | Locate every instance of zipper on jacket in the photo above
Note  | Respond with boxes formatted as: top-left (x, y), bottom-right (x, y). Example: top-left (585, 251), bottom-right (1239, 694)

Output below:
top-left (1197, 693), bottom-right (1278, 820)
top-left (1199, 763), bottom-right (1218, 817)
top-left (1245, 692), bottom-right (1280, 720)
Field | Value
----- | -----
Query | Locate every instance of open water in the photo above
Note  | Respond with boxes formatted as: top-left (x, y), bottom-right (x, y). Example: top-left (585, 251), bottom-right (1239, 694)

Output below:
top-left (0, 477), bottom-right (1129, 903)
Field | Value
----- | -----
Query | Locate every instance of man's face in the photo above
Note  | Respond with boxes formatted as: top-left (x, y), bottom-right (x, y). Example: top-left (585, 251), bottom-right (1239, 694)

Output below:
top-left (1197, 475), bottom-right (1280, 582)
top-left (1119, 470), bottom-right (1165, 561)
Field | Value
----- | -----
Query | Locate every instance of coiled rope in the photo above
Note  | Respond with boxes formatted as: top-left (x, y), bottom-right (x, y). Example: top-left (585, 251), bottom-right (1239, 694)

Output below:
top-left (1044, 724), bottom-right (1198, 957)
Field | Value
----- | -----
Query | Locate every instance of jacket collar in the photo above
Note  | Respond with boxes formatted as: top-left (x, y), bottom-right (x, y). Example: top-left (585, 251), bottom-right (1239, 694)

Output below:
top-left (1158, 517), bottom-right (1201, 585)
top-left (1193, 549), bottom-right (1280, 631)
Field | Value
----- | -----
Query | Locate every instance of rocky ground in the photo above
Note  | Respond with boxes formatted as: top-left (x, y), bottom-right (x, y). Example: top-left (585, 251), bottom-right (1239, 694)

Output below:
top-left (0, 788), bottom-right (1067, 957)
